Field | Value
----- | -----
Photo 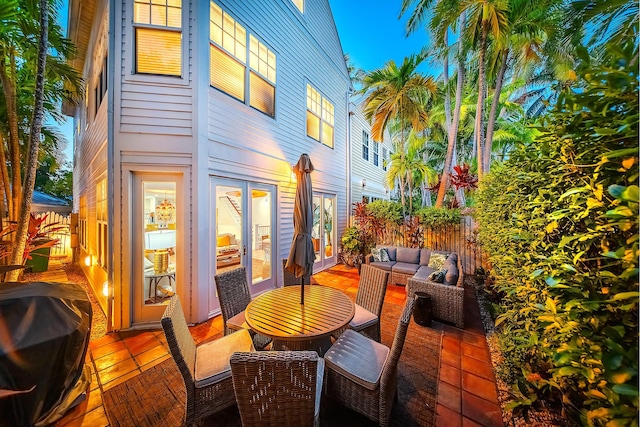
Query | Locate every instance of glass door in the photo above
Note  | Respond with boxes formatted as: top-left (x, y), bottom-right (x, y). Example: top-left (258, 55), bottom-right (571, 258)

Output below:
top-left (213, 179), bottom-right (275, 302)
top-left (312, 193), bottom-right (336, 271)
top-left (132, 174), bottom-right (181, 325)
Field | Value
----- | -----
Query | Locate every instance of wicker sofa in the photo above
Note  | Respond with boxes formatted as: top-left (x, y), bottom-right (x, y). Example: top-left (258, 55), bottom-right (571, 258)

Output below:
top-left (365, 246), bottom-right (465, 328)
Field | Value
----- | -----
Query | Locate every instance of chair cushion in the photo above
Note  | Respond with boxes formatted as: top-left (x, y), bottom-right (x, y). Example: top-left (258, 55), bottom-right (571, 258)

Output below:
top-left (392, 262), bottom-right (420, 275)
top-left (315, 358), bottom-right (324, 418)
top-left (325, 329), bottom-right (389, 390)
top-left (419, 249), bottom-right (432, 266)
top-left (414, 265), bottom-right (436, 281)
top-left (377, 245), bottom-right (397, 261)
top-left (369, 261), bottom-right (396, 271)
top-left (226, 310), bottom-right (248, 330)
top-left (396, 247), bottom-right (420, 264)
top-left (195, 329), bottom-right (254, 387)
top-left (349, 303), bottom-right (378, 330)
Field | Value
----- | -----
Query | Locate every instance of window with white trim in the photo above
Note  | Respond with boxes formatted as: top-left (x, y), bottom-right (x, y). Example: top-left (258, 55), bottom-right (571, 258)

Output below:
top-left (362, 130), bottom-right (369, 161)
top-left (79, 195), bottom-right (87, 249)
top-left (373, 140), bottom-right (379, 167)
top-left (94, 53), bottom-right (108, 118)
top-left (133, 0), bottom-right (182, 76)
top-left (306, 84), bottom-right (334, 148)
top-left (292, 0), bottom-right (303, 12)
top-left (210, 2), bottom-right (276, 117)
top-left (96, 179), bottom-right (108, 269)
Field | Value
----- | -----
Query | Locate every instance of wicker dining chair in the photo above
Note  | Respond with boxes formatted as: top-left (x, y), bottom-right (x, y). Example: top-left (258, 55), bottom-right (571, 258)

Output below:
top-left (161, 295), bottom-right (255, 427)
top-left (282, 258), bottom-right (303, 286)
top-left (214, 267), bottom-right (271, 349)
top-left (323, 296), bottom-right (417, 427)
top-left (230, 351), bottom-right (323, 427)
top-left (349, 264), bottom-right (389, 342)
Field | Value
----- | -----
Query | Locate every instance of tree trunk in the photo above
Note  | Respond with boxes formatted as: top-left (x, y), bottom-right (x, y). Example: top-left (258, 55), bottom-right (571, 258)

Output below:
top-left (474, 20), bottom-right (488, 180)
top-left (484, 49), bottom-right (509, 174)
top-left (436, 12), bottom-right (467, 208)
top-left (8, 0), bottom-right (48, 279)
top-left (0, 56), bottom-right (22, 222)
top-left (443, 32), bottom-right (451, 131)
top-left (0, 130), bottom-right (13, 219)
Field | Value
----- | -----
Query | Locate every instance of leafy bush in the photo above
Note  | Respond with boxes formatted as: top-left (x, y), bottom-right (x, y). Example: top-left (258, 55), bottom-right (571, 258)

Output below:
top-left (476, 42), bottom-right (638, 425)
top-left (415, 207), bottom-right (461, 228)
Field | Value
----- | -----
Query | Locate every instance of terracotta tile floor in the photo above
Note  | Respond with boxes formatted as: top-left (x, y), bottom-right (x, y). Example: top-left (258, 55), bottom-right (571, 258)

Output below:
top-left (55, 264), bottom-right (504, 427)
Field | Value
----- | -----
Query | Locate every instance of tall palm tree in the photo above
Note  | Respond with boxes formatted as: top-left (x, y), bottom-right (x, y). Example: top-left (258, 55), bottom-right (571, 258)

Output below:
top-left (360, 54), bottom-right (436, 215)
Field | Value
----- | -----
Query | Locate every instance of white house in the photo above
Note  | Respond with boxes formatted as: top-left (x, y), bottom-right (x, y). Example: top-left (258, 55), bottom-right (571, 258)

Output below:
top-left (66, 0), bottom-right (351, 330)
top-left (348, 95), bottom-right (393, 210)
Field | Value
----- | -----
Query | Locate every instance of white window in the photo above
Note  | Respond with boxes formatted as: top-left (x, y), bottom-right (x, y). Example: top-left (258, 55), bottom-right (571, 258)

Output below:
top-left (292, 0), bottom-right (303, 12)
top-left (94, 53), bottom-right (108, 118)
top-left (210, 2), bottom-right (276, 117)
top-left (133, 0), bottom-right (182, 76)
top-left (96, 179), bottom-right (108, 269)
top-left (362, 130), bottom-right (369, 161)
top-left (79, 195), bottom-right (87, 249)
top-left (373, 140), bottom-right (379, 167)
top-left (383, 146), bottom-right (388, 171)
top-left (306, 84), bottom-right (334, 148)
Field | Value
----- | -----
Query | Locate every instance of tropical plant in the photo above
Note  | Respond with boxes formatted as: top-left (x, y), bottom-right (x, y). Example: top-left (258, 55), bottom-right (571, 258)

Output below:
top-left (340, 226), bottom-right (364, 267)
top-left (475, 41), bottom-right (638, 424)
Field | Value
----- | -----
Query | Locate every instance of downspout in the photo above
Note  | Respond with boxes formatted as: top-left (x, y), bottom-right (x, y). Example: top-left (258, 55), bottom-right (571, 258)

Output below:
top-left (106, 0), bottom-right (116, 332)
top-left (346, 92), bottom-right (353, 226)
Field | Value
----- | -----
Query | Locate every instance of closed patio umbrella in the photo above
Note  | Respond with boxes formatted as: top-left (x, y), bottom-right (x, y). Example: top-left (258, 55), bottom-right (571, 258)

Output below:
top-left (285, 153), bottom-right (315, 304)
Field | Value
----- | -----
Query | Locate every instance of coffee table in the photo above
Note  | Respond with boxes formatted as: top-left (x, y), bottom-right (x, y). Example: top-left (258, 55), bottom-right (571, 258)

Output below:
top-left (245, 285), bottom-right (354, 356)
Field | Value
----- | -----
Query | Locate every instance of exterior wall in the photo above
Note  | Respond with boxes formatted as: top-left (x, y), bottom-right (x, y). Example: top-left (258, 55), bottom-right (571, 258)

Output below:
top-left (349, 98), bottom-right (392, 213)
top-left (71, 0), bottom-right (350, 329)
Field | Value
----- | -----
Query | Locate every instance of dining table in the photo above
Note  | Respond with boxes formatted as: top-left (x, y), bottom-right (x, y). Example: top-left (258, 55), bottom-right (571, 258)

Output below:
top-left (245, 285), bottom-right (354, 356)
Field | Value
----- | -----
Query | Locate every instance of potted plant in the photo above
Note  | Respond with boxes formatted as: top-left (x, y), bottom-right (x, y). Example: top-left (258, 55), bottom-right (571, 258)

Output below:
top-left (340, 226), bottom-right (364, 269)
top-left (22, 213), bottom-right (63, 272)
top-left (324, 207), bottom-right (333, 257)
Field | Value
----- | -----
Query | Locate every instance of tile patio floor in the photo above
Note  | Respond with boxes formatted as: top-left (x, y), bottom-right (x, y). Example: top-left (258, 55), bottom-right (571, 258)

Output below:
top-left (53, 264), bottom-right (504, 427)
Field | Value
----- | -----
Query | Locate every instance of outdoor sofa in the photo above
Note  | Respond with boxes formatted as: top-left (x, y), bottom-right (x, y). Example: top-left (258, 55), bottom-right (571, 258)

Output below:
top-left (365, 245), bottom-right (465, 328)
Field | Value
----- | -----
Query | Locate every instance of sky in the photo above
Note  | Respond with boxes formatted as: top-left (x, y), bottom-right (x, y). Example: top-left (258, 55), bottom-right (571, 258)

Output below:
top-left (55, 0), bottom-right (437, 164)
top-left (327, 0), bottom-right (437, 76)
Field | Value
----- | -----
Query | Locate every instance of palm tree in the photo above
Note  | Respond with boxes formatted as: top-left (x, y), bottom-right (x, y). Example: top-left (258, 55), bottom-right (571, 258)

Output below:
top-left (360, 54), bottom-right (436, 215)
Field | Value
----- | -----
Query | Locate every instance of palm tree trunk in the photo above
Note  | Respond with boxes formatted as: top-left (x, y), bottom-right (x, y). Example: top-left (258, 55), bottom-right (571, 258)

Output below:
top-left (474, 20), bottom-right (488, 180)
top-left (0, 130), bottom-right (13, 218)
top-left (0, 56), bottom-right (22, 222)
top-left (443, 32), bottom-right (451, 130)
top-left (436, 12), bottom-right (467, 208)
top-left (484, 49), bottom-right (509, 174)
top-left (8, 0), bottom-right (48, 279)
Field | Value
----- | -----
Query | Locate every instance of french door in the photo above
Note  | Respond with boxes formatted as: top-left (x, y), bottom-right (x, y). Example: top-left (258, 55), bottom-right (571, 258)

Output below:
top-left (312, 193), bottom-right (336, 271)
top-left (211, 178), bottom-right (275, 311)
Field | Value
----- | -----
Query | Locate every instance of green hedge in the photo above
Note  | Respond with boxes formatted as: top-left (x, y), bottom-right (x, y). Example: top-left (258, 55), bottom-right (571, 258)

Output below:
top-left (475, 43), bottom-right (638, 425)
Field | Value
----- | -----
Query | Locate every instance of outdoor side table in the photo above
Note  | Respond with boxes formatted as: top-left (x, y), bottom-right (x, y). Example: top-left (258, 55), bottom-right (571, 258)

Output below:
top-left (146, 271), bottom-right (176, 303)
top-left (245, 285), bottom-right (354, 356)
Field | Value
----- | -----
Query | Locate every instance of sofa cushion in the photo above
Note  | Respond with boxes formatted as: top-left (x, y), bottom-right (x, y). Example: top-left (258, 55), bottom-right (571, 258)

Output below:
top-left (369, 261), bottom-right (395, 271)
top-left (414, 266), bottom-right (436, 280)
top-left (377, 245), bottom-right (397, 261)
top-left (427, 253), bottom-right (447, 270)
top-left (419, 249), bottom-right (432, 266)
top-left (444, 262), bottom-right (459, 286)
top-left (396, 247), bottom-right (420, 264)
top-left (392, 262), bottom-right (420, 275)
top-left (444, 257), bottom-right (457, 272)
top-left (371, 247), bottom-right (383, 262)
top-left (428, 269), bottom-right (447, 283)
top-left (447, 253), bottom-right (458, 264)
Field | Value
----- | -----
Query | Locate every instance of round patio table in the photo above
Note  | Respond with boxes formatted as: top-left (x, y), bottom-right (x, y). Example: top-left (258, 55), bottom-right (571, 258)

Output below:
top-left (245, 285), bottom-right (354, 356)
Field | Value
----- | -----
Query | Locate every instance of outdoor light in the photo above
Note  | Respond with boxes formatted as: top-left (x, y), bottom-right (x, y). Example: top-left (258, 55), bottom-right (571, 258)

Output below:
top-left (361, 179), bottom-right (367, 188)
top-left (145, 230), bottom-right (176, 274)
top-left (84, 254), bottom-right (93, 267)
top-left (102, 281), bottom-right (109, 297)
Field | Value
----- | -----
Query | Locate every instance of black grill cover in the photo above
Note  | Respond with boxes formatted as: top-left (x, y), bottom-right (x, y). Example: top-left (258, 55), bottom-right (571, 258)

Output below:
top-left (0, 282), bottom-right (92, 427)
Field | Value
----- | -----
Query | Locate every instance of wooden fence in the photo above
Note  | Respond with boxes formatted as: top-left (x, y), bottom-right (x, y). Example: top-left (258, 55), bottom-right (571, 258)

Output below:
top-left (31, 211), bottom-right (72, 260)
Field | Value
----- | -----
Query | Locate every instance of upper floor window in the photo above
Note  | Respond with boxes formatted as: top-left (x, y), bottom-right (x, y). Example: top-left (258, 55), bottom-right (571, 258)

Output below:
top-left (133, 0), bottom-right (182, 77)
top-left (373, 140), bottom-right (379, 167)
top-left (292, 0), bottom-right (303, 12)
top-left (210, 2), bottom-right (276, 117)
top-left (306, 84), bottom-right (334, 148)
top-left (94, 53), bottom-right (108, 118)
top-left (362, 130), bottom-right (369, 161)
top-left (382, 146), bottom-right (388, 171)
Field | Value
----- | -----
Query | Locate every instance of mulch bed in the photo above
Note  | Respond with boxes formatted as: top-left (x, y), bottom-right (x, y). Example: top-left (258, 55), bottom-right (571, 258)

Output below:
top-left (102, 296), bottom-right (442, 427)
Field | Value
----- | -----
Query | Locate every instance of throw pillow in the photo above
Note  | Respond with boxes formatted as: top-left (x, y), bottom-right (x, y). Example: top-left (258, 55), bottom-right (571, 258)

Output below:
top-left (371, 247), bottom-right (382, 262)
top-left (379, 248), bottom-right (390, 262)
top-left (428, 268), bottom-right (447, 283)
top-left (427, 253), bottom-right (447, 270)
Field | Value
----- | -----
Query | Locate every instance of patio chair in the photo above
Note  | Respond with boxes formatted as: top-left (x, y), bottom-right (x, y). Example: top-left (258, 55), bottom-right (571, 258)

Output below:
top-left (282, 258), bottom-right (302, 286)
top-left (349, 264), bottom-right (389, 342)
top-left (214, 267), bottom-right (272, 350)
top-left (323, 296), bottom-right (417, 427)
top-left (230, 351), bottom-right (323, 427)
top-left (161, 295), bottom-right (255, 427)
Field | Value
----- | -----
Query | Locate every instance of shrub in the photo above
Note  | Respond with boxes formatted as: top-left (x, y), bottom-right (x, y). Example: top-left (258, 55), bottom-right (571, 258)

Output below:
top-left (415, 207), bottom-right (461, 228)
top-left (476, 42), bottom-right (638, 425)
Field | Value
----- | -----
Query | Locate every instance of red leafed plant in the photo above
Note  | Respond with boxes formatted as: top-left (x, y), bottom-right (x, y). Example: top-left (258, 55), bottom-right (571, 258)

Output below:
top-left (450, 164), bottom-right (478, 191)
top-left (0, 213), bottom-right (63, 263)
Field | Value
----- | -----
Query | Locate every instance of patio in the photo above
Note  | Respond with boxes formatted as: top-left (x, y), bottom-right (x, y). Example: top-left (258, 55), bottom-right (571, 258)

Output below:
top-left (51, 264), bottom-right (503, 427)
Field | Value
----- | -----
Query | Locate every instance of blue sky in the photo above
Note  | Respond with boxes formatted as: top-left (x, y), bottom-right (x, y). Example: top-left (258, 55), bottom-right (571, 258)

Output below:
top-left (328, 0), bottom-right (436, 76)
